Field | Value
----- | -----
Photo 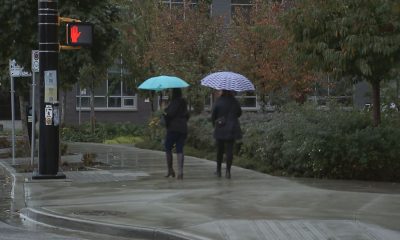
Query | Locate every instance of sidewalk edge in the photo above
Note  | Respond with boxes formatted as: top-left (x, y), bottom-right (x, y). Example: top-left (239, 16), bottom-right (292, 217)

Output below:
top-left (20, 207), bottom-right (208, 240)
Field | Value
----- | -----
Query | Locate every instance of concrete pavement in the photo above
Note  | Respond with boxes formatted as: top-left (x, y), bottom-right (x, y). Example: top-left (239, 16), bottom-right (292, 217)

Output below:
top-left (2, 142), bottom-right (400, 240)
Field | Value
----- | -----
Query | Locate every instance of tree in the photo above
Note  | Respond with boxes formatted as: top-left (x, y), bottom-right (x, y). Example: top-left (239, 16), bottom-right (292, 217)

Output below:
top-left (219, 1), bottom-right (314, 108)
top-left (0, 0), bottom-right (38, 150)
top-left (284, 0), bottom-right (400, 126)
top-left (0, 0), bottom-right (120, 134)
top-left (117, 0), bottom-right (160, 111)
top-left (144, 0), bottom-right (224, 113)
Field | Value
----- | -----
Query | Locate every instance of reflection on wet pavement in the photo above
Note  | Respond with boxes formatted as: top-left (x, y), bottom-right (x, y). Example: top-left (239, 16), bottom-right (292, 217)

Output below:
top-left (285, 177), bottom-right (400, 194)
top-left (0, 173), bottom-right (17, 224)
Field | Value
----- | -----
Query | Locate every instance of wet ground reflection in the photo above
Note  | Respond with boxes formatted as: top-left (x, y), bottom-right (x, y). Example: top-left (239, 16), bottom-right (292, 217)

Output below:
top-left (0, 174), bottom-right (21, 226)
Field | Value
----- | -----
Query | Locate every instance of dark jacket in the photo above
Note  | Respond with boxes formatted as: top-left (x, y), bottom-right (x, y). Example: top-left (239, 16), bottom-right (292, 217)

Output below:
top-left (164, 98), bottom-right (189, 134)
top-left (211, 95), bottom-right (242, 140)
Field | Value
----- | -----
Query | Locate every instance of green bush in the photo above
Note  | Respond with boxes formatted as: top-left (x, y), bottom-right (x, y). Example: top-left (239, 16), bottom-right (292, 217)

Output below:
top-left (0, 137), bottom-right (10, 148)
top-left (61, 122), bottom-right (146, 143)
top-left (186, 113), bottom-right (215, 151)
top-left (238, 104), bottom-right (400, 181)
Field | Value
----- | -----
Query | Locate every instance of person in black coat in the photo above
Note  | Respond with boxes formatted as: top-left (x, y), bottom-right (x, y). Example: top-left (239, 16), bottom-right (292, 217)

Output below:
top-left (211, 90), bottom-right (242, 179)
top-left (163, 88), bottom-right (189, 180)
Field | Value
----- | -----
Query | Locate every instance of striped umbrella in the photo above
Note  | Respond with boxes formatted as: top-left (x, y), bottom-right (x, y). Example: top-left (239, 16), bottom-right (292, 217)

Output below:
top-left (200, 71), bottom-right (255, 92)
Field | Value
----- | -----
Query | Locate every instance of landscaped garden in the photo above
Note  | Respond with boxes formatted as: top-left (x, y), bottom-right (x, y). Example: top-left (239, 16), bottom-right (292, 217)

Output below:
top-left (60, 103), bottom-right (400, 182)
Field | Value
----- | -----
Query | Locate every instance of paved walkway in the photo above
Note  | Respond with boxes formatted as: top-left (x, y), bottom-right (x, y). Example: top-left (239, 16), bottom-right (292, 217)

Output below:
top-left (1, 142), bottom-right (400, 240)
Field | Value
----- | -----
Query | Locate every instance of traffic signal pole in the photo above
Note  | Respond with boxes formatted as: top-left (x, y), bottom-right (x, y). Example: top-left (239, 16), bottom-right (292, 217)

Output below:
top-left (33, 0), bottom-right (65, 179)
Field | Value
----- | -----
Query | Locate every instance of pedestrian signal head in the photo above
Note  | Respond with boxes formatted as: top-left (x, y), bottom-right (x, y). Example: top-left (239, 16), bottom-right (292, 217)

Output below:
top-left (66, 23), bottom-right (93, 46)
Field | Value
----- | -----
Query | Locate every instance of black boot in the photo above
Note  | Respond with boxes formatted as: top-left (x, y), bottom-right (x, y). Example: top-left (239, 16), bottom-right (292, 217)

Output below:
top-left (165, 152), bottom-right (175, 178)
top-left (215, 160), bottom-right (222, 177)
top-left (226, 157), bottom-right (232, 179)
top-left (225, 168), bottom-right (231, 179)
top-left (177, 153), bottom-right (184, 180)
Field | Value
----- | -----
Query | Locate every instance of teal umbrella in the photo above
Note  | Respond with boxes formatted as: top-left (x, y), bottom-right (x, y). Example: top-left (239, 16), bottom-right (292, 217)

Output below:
top-left (138, 75), bottom-right (189, 91)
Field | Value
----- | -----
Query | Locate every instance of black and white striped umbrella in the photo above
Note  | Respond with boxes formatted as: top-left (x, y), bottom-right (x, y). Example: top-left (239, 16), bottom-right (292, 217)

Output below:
top-left (200, 71), bottom-right (255, 92)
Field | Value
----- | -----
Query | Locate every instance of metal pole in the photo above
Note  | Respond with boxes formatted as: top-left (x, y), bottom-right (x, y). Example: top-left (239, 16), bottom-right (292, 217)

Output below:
top-left (10, 75), bottom-right (15, 165)
top-left (33, 0), bottom-right (65, 179)
top-left (79, 82), bottom-right (81, 126)
top-left (30, 73), bottom-right (36, 166)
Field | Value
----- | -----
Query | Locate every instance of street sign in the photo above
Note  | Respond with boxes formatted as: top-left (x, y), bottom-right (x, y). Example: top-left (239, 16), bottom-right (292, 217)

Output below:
top-left (44, 70), bottom-right (57, 103)
top-left (66, 22), bottom-right (93, 46)
top-left (9, 59), bottom-right (32, 77)
top-left (32, 50), bottom-right (39, 72)
top-left (45, 105), bottom-right (53, 126)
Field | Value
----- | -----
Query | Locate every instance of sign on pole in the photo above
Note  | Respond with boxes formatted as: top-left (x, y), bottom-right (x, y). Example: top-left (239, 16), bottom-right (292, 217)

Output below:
top-left (32, 50), bottom-right (39, 73)
top-left (9, 59), bottom-right (32, 77)
top-left (8, 59), bottom-right (32, 166)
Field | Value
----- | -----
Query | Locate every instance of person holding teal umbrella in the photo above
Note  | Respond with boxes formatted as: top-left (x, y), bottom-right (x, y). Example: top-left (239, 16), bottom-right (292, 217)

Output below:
top-left (163, 88), bottom-right (190, 179)
top-left (138, 76), bottom-right (190, 179)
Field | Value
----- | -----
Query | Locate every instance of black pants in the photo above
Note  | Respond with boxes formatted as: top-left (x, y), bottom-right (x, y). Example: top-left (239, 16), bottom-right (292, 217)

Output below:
top-left (216, 139), bottom-right (234, 169)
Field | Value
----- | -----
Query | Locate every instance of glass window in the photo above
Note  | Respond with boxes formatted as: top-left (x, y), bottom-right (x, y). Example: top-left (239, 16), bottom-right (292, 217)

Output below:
top-left (76, 97), bottom-right (90, 108)
top-left (94, 97), bottom-right (107, 108)
top-left (205, 92), bottom-right (259, 111)
top-left (123, 81), bottom-right (134, 95)
top-left (161, 0), bottom-right (200, 19)
top-left (231, 0), bottom-right (254, 24)
top-left (76, 74), bottom-right (137, 111)
top-left (108, 75), bottom-right (122, 95)
top-left (108, 97), bottom-right (122, 108)
top-left (237, 95), bottom-right (257, 108)
top-left (123, 98), bottom-right (135, 108)
top-left (76, 61), bottom-right (137, 111)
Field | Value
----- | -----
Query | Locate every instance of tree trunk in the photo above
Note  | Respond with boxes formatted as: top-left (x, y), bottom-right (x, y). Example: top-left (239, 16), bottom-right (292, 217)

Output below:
top-left (90, 88), bottom-right (95, 134)
top-left (18, 95), bottom-right (31, 151)
top-left (371, 80), bottom-right (381, 127)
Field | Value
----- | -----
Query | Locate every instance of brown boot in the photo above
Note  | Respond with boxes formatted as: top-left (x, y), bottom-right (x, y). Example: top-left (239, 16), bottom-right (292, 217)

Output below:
top-left (165, 152), bottom-right (175, 178)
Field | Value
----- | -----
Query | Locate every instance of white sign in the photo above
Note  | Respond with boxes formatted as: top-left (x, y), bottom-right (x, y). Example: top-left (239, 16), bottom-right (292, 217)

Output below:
top-left (32, 50), bottom-right (39, 73)
top-left (45, 105), bottom-right (53, 126)
top-left (44, 70), bottom-right (57, 103)
top-left (9, 59), bottom-right (32, 77)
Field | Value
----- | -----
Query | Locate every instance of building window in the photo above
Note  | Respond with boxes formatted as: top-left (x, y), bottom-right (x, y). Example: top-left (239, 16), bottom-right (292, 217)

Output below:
top-left (161, 0), bottom-right (199, 19)
top-left (204, 92), bottom-right (259, 111)
top-left (161, 0), bottom-right (199, 8)
top-left (231, 0), bottom-right (255, 24)
top-left (236, 92), bottom-right (258, 110)
top-left (76, 69), bottom-right (137, 111)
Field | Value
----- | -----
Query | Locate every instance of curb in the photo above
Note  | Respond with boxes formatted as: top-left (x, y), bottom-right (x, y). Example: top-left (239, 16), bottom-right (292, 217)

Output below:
top-left (20, 207), bottom-right (207, 240)
top-left (0, 160), bottom-right (205, 240)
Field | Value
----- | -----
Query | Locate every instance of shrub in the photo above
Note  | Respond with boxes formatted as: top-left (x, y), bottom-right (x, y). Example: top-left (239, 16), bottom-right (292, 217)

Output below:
top-left (61, 122), bottom-right (146, 143)
top-left (238, 103), bottom-right (400, 181)
top-left (186, 113), bottom-right (215, 151)
top-left (0, 137), bottom-right (10, 148)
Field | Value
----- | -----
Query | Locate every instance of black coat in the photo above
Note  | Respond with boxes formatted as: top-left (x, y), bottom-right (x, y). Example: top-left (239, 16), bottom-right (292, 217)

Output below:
top-left (164, 98), bottom-right (189, 134)
top-left (211, 95), bottom-right (242, 140)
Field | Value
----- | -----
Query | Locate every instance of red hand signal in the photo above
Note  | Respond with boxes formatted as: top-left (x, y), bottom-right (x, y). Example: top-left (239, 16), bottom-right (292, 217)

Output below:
top-left (70, 25), bottom-right (81, 43)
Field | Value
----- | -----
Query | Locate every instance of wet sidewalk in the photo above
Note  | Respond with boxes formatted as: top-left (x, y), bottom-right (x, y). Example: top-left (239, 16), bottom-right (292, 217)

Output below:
top-left (2, 142), bottom-right (400, 240)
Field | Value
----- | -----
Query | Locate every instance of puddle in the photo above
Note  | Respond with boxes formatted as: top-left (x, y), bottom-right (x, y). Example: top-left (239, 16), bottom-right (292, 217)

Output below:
top-left (0, 174), bottom-right (21, 225)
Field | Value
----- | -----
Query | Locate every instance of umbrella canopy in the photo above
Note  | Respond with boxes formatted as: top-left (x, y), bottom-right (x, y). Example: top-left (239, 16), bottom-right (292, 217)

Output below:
top-left (200, 71), bottom-right (255, 92)
top-left (138, 75), bottom-right (189, 91)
